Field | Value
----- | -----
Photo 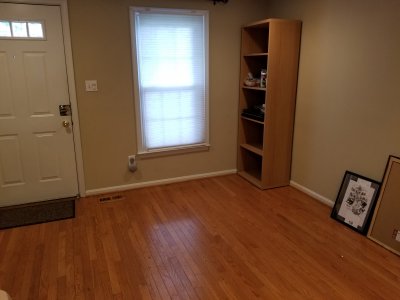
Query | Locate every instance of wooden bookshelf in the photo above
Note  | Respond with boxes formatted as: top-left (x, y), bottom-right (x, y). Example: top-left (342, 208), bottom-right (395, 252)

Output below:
top-left (237, 19), bottom-right (302, 189)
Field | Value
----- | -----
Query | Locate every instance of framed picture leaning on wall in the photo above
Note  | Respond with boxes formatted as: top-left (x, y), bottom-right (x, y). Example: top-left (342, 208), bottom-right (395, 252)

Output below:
top-left (331, 171), bottom-right (380, 235)
top-left (368, 155), bottom-right (400, 256)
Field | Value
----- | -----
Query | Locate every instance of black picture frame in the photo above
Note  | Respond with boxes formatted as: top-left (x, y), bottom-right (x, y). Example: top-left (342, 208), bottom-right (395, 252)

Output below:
top-left (331, 171), bottom-right (380, 235)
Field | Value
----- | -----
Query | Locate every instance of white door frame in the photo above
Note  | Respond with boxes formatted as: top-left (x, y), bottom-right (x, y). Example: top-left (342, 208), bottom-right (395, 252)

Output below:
top-left (1, 0), bottom-right (86, 197)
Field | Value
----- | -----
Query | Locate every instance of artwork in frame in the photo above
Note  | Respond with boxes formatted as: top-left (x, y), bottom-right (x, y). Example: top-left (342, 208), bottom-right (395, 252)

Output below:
top-left (368, 155), bottom-right (400, 256)
top-left (331, 171), bottom-right (380, 235)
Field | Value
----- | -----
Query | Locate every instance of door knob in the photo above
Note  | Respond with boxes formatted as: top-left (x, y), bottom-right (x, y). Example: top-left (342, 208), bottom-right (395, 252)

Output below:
top-left (62, 121), bottom-right (70, 128)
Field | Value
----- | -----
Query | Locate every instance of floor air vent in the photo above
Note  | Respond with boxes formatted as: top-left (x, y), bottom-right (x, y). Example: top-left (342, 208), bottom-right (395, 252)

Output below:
top-left (98, 193), bottom-right (126, 203)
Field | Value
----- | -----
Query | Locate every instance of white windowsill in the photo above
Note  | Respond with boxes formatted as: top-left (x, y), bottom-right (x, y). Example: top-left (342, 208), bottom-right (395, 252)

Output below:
top-left (137, 144), bottom-right (210, 159)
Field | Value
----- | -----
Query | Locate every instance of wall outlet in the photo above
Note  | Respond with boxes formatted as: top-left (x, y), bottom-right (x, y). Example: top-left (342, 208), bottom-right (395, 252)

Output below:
top-left (128, 155), bottom-right (137, 172)
top-left (395, 229), bottom-right (400, 242)
top-left (85, 80), bottom-right (98, 92)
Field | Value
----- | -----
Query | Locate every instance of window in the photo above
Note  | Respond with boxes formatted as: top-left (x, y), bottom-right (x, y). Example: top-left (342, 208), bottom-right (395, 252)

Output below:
top-left (0, 20), bottom-right (45, 39)
top-left (130, 7), bottom-right (209, 155)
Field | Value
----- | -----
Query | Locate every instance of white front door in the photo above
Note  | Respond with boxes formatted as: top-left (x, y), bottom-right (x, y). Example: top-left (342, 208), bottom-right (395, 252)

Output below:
top-left (0, 3), bottom-right (78, 207)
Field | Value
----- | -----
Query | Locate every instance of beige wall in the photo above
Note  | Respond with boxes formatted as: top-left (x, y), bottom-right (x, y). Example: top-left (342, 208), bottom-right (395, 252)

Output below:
top-left (67, 0), bottom-right (269, 191)
top-left (68, 0), bottom-right (400, 198)
top-left (267, 0), bottom-right (400, 201)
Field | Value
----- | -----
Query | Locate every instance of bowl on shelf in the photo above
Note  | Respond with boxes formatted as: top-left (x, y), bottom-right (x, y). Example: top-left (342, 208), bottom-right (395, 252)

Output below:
top-left (244, 79), bottom-right (259, 87)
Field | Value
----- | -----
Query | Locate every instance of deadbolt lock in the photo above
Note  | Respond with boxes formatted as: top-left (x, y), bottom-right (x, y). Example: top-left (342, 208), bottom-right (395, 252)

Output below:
top-left (59, 105), bottom-right (72, 116)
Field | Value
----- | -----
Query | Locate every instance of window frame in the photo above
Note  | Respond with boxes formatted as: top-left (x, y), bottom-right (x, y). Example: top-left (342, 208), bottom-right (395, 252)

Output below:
top-left (0, 19), bottom-right (46, 40)
top-left (129, 6), bottom-right (210, 158)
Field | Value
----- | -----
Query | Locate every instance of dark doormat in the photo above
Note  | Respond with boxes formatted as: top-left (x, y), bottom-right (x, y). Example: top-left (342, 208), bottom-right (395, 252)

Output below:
top-left (0, 197), bottom-right (76, 230)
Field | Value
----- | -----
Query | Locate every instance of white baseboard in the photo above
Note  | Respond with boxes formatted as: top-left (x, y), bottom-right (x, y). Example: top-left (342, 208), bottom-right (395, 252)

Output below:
top-left (290, 180), bottom-right (335, 207)
top-left (86, 169), bottom-right (237, 196)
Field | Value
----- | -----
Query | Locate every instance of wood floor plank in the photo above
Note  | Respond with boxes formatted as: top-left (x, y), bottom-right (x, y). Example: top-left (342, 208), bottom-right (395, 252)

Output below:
top-left (0, 174), bottom-right (399, 299)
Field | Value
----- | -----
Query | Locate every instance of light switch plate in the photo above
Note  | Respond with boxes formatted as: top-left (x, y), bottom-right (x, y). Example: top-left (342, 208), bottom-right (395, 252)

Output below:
top-left (85, 80), bottom-right (98, 92)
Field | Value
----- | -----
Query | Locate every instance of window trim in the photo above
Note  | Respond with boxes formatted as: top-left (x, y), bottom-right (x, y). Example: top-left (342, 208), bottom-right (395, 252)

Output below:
top-left (129, 6), bottom-right (210, 158)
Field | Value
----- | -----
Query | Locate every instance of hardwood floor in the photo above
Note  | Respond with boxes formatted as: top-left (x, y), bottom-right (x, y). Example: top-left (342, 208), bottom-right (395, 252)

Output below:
top-left (0, 175), bottom-right (399, 299)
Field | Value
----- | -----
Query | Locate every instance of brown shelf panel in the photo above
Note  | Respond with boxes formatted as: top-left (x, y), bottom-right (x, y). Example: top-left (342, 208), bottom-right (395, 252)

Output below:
top-left (244, 19), bottom-right (270, 28)
top-left (245, 18), bottom-right (300, 28)
top-left (241, 116), bottom-right (264, 125)
top-left (240, 143), bottom-right (263, 156)
top-left (238, 171), bottom-right (263, 189)
top-left (242, 86), bottom-right (266, 91)
top-left (244, 52), bottom-right (268, 57)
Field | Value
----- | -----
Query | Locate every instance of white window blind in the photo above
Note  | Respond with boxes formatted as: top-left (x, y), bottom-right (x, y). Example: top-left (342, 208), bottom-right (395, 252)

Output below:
top-left (131, 8), bottom-right (209, 153)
